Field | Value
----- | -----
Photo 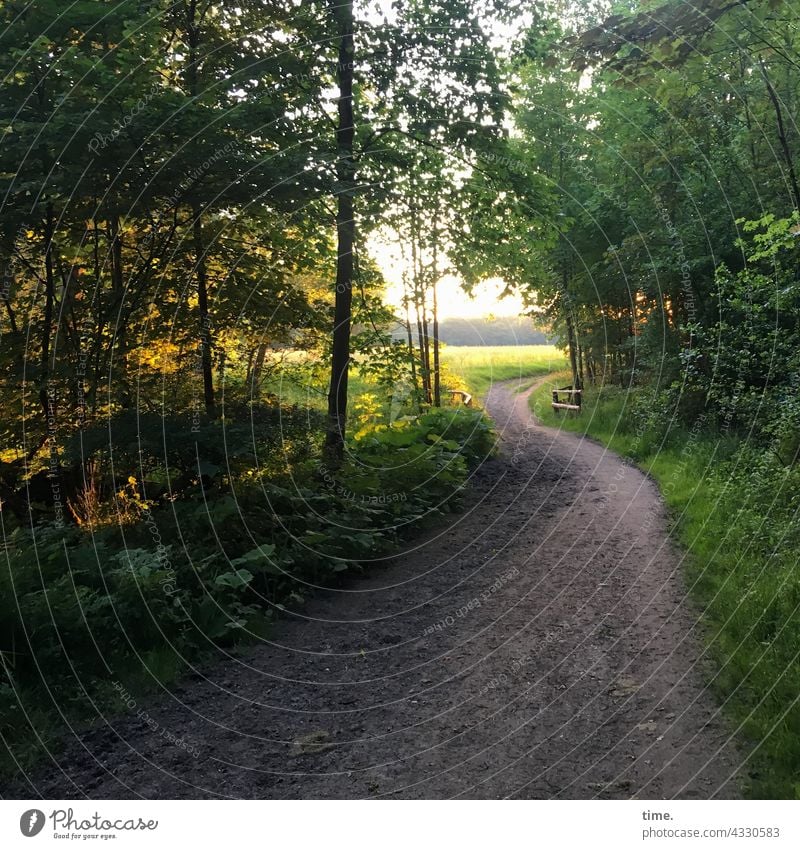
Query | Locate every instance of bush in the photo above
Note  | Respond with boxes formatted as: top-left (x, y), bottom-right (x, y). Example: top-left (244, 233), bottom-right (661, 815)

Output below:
top-left (678, 214), bottom-right (800, 439)
top-left (55, 403), bottom-right (324, 510)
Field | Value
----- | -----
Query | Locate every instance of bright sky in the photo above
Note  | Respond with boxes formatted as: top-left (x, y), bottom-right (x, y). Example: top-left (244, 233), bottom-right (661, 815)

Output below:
top-left (384, 273), bottom-right (526, 321)
top-left (370, 236), bottom-right (526, 320)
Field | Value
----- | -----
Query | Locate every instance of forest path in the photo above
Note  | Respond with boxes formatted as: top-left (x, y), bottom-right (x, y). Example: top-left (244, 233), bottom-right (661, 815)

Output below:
top-left (17, 378), bottom-right (742, 799)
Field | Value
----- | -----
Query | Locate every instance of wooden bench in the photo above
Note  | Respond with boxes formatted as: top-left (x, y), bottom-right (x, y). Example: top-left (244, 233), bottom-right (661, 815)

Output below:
top-left (449, 389), bottom-right (473, 407)
top-left (552, 387), bottom-right (581, 415)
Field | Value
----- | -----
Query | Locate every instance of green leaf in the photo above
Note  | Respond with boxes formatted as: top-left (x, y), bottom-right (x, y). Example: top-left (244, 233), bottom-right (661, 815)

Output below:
top-left (214, 569), bottom-right (254, 589)
top-left (198, 460), bottom-right (221, 478)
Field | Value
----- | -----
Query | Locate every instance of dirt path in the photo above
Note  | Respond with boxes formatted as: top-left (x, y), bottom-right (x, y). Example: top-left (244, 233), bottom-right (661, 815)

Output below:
top-left (14, 379), bottom-right (743, 799)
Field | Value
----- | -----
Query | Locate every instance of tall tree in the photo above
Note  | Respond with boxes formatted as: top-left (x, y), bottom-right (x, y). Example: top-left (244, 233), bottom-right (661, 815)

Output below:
top-left (325, 0), bottom-right (356, 464)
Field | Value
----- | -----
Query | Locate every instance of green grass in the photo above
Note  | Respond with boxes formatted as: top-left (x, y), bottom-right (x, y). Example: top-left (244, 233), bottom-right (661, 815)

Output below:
top-left (530, 374), bottom-right (800, 799)
top-left (440, 344), bottom-right (567, 400)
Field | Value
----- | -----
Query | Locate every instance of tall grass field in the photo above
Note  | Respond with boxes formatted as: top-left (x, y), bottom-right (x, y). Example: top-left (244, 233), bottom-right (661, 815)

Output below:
top-left (440, 344), bottom-right (567, 399)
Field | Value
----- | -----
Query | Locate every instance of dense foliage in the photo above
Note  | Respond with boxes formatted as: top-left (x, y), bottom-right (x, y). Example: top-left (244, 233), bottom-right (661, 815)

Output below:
top-left (460, 0), bottom-right (800, 418)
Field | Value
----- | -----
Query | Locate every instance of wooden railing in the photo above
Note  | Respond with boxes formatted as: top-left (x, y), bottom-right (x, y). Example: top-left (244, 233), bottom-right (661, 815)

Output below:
top-left (551, 386), bottom-right (581, 414)
top-left (449, 389), bottom-right (473, 407)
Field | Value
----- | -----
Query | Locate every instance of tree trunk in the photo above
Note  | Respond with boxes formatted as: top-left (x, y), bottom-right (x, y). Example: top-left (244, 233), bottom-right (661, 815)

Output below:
top-left (759, 58), bottom-right (800, 211)
top-left (40, 202), bottom-right (56, 419)
top-left (184, 0), bottom-right (216, 419)
top-left (561, 264), bottom-right (581, 391)
top-left (431, 205), bottom-right (442, 407)
top-left (414, 292), bottom-right (430, 404)
top-left (245, 345), bottom-right (255, 394)
top-left (421, 308), bottom-right (432, 405)
top-left (217, 348), bottom-right (226, 397)
top-left (404, 296), bottom-right (419, 405)
top-left (565, 311), bottom-right (580, 391)
top-left (250, 342), bottom-right (268, 400)
top-left (109, 212), bottom-right (124, 306)
top-left (324, 0), bottom-right (355, 465)
top-left (193, 209), bottom-right (216, 418)
top-left (410, 203), bottom-right (431, 404)
top-left (2, 272), bottom-right (18, 334)
top-left (432, 276), bottom-right (441, 408)
top-left (108, 209), bottom-right (133, 407)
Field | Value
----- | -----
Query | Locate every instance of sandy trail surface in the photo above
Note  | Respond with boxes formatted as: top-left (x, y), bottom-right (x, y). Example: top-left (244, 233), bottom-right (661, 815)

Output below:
top-left (11, 378), bottom-right (742, 799)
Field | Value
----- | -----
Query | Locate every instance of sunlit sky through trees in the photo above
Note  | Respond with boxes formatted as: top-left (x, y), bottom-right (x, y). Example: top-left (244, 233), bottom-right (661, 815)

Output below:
top-left (364, 0), bottom-right (600, 320)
